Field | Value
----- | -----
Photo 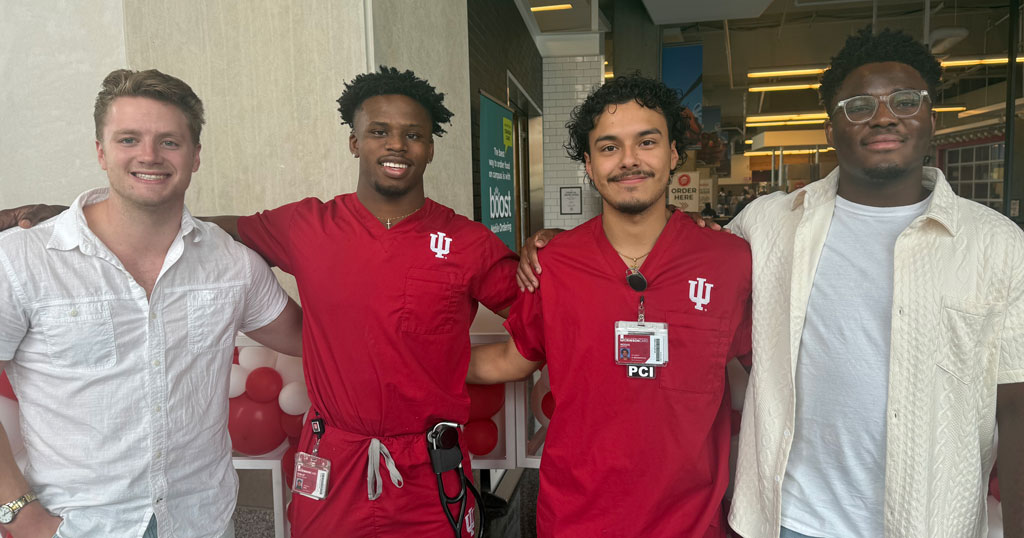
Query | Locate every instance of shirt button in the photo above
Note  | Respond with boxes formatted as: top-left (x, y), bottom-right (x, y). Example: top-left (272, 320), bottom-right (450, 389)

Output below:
top-left (156, 451), bottom-right (162, 458)
top-left (153, 360), bottom-right (161, 367)
top-left (69, 309), bottom-right (78, 317)
top-left (155, 405), bottom-right (162, 412)
top-left (150, 312), bottom-right (157, 320)
top-left (156, 497), bottom-right (163, 503)
top-left (783, 428), bottom-right (791, 437)
top-left (774, 475), bottom-right (781, 483)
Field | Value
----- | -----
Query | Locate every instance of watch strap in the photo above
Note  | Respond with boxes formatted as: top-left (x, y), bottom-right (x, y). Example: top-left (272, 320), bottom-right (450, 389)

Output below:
top-left (1, 491), bottom-right (38, 522)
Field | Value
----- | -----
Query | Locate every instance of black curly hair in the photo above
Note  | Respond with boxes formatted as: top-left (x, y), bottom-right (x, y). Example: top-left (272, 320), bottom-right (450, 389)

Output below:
top-left (819, 26), bottom-right (942, 113)
top-left (336, 66), bottom-right (454, 137)
top-left (565, 73), bottom-right (688, 168)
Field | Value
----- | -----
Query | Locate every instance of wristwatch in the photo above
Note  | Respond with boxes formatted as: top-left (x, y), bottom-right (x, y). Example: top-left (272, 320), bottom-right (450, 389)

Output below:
top-left (0, 491), bottom-right (38, 524)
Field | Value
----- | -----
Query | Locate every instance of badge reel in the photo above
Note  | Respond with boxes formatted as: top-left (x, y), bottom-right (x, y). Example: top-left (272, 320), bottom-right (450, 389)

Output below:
top-left (292, 415), bottom-right (331, 500)
top-left (614, 295), bottom-right (669, 378)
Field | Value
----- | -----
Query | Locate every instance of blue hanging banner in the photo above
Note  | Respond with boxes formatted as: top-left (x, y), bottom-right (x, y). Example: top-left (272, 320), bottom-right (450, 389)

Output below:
top-left (478, 94), bottom-right (516, 250)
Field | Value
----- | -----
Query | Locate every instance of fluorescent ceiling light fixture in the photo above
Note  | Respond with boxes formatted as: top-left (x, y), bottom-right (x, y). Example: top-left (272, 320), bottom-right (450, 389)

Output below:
top-left (958, 97), bottom-right (1024, 118)
top-left (531, 3), bottom-right (573, 12)
top-left (604, 71), bottom-right (614, 79)
top-left (747, 111), bottom-right (829, 123)
top-left (747, 66), bottom-right (826, 79)
top-left (932, 104), bottom-right (967, 112)
top-left (941, 55), bottom-right (1024, 68)
top-left (748, 83), bottom-right (822, 93)
top-left (745, 139), bottom-right (753, 145)
top-left (745, 147), bottom-right (834, 156)
top-left (746, 119), bottom-right (827, 127)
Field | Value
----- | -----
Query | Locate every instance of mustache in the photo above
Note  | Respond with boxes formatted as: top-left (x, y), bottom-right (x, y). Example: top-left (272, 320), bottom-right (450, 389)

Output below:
top-left (608, 169), bottom-right (656, 182)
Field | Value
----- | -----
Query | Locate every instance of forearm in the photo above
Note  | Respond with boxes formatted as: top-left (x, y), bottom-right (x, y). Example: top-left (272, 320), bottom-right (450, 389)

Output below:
top-left (0, 424), bottom-right (62, 537)
top-left (0, 425), bottom-right (30, 504)
top-left (467, 339), bottom-right (539, 384)
top-left (200, 215), bottom-right (242, 242)
top-left (998, 382), bottom-right (1024, 537)
top-left (243, 299), bottom-right (303, 357)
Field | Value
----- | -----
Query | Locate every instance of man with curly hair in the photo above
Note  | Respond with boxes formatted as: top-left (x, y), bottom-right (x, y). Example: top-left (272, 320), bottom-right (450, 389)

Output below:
top-left (724, 27), bottom-right (1024, 538)
top-left (468, 74), bottom-right (753, 537)
top-left (2, 67), bottom-right (518, 537)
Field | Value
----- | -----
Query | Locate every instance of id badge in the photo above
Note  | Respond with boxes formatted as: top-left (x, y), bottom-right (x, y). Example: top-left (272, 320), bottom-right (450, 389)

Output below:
top-left (292, 451), bottom-right (331, 500)
top-left (614, 321), bottom-right (669, 366)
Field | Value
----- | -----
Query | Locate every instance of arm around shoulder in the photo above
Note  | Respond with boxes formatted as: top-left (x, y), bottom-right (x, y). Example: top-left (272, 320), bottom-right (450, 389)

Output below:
top-left (243, 298), bottom-right (302, 357)
top-left (467, 338), bottom-right (540, 384)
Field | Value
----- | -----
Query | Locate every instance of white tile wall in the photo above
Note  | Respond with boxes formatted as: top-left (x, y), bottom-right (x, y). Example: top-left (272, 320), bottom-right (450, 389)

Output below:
top-left (542, 55), bottom-right (605, 230)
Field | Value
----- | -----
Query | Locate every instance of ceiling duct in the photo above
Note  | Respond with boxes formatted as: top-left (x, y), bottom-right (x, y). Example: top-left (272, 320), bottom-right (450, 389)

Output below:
top-left (930, 26), bottom-right (968, 54)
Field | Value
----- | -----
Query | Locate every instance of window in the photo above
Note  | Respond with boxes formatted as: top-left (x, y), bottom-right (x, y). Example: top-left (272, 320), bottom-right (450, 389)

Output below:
top-left (944, 142), bottom-right (1004, 211)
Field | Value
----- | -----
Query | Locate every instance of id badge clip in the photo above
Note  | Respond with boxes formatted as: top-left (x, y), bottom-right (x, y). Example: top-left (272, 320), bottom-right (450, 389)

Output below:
top-left (614, 295), bottom-right (668, 378)
top-left (292, 415), bottom-right (331, 500)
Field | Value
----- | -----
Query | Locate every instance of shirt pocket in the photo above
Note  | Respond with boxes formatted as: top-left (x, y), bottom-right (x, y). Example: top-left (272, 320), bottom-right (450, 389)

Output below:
top-left (936, 296), bottom-right (1003, 385)
top-left (400, 268), bottom-right (458, 335)
top-left (37, 301), bottom-right (117, 371)
top-left (658, 310), bottom-right (728, 393)
top-left (188, 286), bottom-right (243, 352)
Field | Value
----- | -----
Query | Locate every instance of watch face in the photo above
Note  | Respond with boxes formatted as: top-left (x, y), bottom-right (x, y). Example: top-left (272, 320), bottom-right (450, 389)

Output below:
top-left (0, 504), bottom-right (12, 524)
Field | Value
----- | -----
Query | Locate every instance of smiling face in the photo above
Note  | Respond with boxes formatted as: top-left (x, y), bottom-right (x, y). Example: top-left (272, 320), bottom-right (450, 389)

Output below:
top-left (96, 96), bottom-right (200, 213)
top-left (825, 61), bottom-right (935, 185)
top-left (584, 100), bottom-right (679, 216)
top-left (349, 94), bottom-right (434, 201)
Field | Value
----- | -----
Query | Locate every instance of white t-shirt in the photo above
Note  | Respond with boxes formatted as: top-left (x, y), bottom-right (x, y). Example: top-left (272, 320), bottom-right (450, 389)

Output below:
top-left (781, 193), bottom-right (930, 538)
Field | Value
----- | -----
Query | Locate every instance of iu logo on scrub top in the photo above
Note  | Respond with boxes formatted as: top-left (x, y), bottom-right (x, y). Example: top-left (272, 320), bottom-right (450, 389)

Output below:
top-left (430, 231), bottom-right (452, 259)
top-left (689, 277), bottom-right (713, 311)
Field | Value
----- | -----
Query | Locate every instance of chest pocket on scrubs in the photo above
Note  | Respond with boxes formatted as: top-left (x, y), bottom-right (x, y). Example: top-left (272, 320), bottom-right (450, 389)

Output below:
top-left (401, 268), bottom-right (458, 335)
top-left (188, 286), bottom-right (243, 352)
top-left (936, 296), bottom-right (1002, 386)
top-left (38, 301), bottom-right (117, 371)
top-left (658, 310), bottom-right (727, 393)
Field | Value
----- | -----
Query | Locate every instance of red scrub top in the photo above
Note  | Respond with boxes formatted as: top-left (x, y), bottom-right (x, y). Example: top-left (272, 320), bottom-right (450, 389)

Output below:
top-left (505, 212), bottom-right (752, 538)
top-left (238, 195), bottom-right (518, 436)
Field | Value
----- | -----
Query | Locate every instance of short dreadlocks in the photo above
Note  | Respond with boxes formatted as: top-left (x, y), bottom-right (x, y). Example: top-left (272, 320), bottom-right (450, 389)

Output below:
top-left (336, 66), bottom-right (454, 136)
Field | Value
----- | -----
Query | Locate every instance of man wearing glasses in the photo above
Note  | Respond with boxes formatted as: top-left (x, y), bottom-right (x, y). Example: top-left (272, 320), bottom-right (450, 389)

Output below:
top-left (726, 27), bottom-right (1024, 537)
top-left (468, 74), bottom-right (752, 537)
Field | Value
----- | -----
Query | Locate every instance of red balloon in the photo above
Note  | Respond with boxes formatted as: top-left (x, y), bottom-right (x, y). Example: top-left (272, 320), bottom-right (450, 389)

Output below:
top-left (467, 383), bottom-right (504, 420)
top-left (280, 412), bottom-right (305, 439)
top-left (281, 445), bottom-right (298, 486)
top-left (246, 367), bottom-right (284, 403)
top-left (464, 419), bottom-right (499, 455)
top-left (229, 394), bottom-right (287, 455)
top-left (541, 392), bottom-right (555, 419)
top-left (0, 371), bottom-right (15, 401)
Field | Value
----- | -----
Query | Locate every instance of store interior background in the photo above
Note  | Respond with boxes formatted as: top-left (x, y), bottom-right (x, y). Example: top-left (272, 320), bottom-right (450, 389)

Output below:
top-left (1, 0), bottom-right (1019, 536)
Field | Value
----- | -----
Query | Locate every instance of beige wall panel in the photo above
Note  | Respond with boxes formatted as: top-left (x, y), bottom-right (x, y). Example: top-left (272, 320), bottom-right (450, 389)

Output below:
top-left (0, 0), bottom-right (128, 208)
top-left (123, 0), bottom-right (368, 218)
top-left (371, 0), bottom-right (473, 217)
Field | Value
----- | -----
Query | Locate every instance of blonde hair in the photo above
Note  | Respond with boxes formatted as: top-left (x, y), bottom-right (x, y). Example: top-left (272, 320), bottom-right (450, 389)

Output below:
top-left (94, 69), bottom-right (205, 144)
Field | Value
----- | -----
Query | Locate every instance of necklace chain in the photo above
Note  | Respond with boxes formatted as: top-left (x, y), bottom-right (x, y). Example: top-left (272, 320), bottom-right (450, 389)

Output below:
top-left (375, 207), bottom-right (421, 230)
top-left (616, 249), bottom-right (652, 271)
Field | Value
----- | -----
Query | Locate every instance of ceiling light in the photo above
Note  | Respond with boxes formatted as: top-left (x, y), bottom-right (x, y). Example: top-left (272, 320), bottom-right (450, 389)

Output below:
top-left (747, 66), bottom-right (826, 79)
top-left (744, 139), bottom-right (753, 145)
top-left (531, 3), bottom-right (573, 12)
top-left (746, 119), bottom-right (827, 127)
top-left (932, 104), bottom-right (967, 112)
top-left (748, 83), bottom-right (822, 93)
top-left (958, 97), bottom-right (1024, 118)
top-left (604, 72), bottom-right (614, 79)
top-left (744, 148), bottom-right (834, 156)
top-left (747, 111), bottom-right (829, 123)
top-left (941, 55), bottom-right (1024, 68)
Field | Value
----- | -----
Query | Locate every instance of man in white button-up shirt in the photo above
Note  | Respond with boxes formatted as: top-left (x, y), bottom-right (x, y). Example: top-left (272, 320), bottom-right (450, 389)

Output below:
top-left (726, 28), bottom-right (1023, 538)
top-left (0, 69), bottom-right (302, 538)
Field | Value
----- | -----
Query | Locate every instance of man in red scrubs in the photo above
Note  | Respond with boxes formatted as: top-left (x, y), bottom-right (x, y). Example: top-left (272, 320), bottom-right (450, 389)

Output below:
top-left (237, 68), bottom-right (518, 537)
top-left (469, 74), bottom-right (752, 537)
top-left (0, 67), bottom-right (518, 537)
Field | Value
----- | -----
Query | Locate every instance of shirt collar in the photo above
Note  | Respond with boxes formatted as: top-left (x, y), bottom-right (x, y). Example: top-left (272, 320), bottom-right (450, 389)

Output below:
top-left (47, 187), bottom-right (207, 254)
top-left (790, 166), bottom-right (957, 236)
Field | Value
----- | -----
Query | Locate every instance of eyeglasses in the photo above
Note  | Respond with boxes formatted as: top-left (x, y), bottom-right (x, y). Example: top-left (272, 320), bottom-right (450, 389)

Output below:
top-left (832, 89), bottom-right (930, 123)
top-left (626, 269), bottom-right (647, 292)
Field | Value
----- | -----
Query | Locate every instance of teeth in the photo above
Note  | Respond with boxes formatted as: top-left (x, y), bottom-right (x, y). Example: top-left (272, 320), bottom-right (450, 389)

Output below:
top-left (382, 162), bottom-right (408, 170)
top-left (135, 173), bottom-right (165, 180)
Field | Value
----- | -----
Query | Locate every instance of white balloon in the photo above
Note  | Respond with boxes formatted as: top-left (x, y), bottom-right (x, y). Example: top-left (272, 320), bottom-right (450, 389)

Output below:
top-left (238, 346), bottom-right (278, 371)
top-left (229, 364), bottom-right (250, 398)
top-left (274, 354), bottom-right (304, 386)
top-left (0, 397), bottom-right (23, 455)
top-left (278, 381), bottom-right (311, 415)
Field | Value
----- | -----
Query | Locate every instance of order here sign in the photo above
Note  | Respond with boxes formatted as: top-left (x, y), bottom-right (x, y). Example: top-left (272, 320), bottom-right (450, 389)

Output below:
top-left (668, 170), bottom-right (700, 212)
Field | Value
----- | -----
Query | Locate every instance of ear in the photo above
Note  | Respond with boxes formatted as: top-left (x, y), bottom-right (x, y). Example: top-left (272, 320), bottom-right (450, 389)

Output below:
top-left (929, 109), bottom-right (936, 134)
top-left (584, 152), bottom-right (593, 182)
top-left (824, 119), bottom-right (835, 147)
top-left (669, 142), bottom-right (679, 171)
top-left (349, 131), bottom-right (359, 158)
top-left (96, 140), bottom-right (108, 171)
top-left (192, 143), bottom-right (202, 173)
top-left (426, 137), bottom-right (434, 164)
